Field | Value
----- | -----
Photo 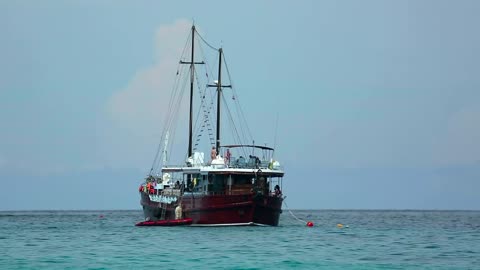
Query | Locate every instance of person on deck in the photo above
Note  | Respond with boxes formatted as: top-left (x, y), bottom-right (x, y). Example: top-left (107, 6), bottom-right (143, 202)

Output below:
top-left (225, 148), bottom-right (231, 165)
top-left (274, 185), bottom-right (282, 197)
top-left (147, 182), bottom-right (154, 194)
top-left (211, 146), bottom-right (217, 160)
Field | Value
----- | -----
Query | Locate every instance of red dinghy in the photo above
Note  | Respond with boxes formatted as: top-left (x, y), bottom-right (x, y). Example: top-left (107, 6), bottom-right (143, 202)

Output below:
top-left (135, 218), bottom-right (193, 227)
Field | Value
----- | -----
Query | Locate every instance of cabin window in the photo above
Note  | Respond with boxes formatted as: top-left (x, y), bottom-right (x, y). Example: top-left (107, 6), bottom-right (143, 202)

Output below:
top-left (232, 175), bottom-right (252, 185)
top-left (186, 173), bottom-right (202, 192)
top-left (208, 174), bottom-right (225, 194)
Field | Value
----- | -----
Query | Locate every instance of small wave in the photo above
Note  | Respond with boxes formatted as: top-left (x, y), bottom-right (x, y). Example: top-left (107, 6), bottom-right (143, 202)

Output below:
top-left (359, 257), bottom-right (379, 261)
top-left (280, 259), bottom-right (303, 266)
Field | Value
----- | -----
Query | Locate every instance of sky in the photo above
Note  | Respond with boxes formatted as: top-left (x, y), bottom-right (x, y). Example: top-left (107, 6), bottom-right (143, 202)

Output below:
top-left (1, 0), bottom-right (479, 210)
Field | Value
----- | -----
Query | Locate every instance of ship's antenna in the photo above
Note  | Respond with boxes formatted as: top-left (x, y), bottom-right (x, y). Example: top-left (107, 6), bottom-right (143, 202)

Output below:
top-left (273, 112), bottom-right (279, 159)
top-left (162, 131), bottom-right (169, 164)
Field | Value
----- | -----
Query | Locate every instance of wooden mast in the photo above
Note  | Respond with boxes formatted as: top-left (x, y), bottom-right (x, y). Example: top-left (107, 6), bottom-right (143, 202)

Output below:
top-left (180, 25), bottom-right (204, 159)
top-left (188, 25), bottom-right (195, 158)
top-left (215, 48), bottom-right (223, 152)
top-left (208, 48), bottom-right (231, 155)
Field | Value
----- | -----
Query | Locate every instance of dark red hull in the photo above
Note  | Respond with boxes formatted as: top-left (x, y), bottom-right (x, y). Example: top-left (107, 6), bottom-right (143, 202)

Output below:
top-left (135, 218), bottom-right (193, 226)
top-left (140, 192), bottom-right (283, 226)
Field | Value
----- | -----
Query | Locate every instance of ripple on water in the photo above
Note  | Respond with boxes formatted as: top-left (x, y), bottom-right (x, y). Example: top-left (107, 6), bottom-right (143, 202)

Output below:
top-left (0, 210), bottom-right (479, 269)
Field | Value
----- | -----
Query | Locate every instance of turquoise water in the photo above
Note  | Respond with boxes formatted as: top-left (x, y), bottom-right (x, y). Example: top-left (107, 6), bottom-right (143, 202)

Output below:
top-left (0, 210), bottom-right (479, 269)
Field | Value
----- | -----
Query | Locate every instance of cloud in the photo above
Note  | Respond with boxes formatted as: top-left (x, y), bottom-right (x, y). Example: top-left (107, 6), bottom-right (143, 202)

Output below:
top-left (102, 19), bottom-right (192, 169)
top-left (107, 19), bottom-right (191, 130)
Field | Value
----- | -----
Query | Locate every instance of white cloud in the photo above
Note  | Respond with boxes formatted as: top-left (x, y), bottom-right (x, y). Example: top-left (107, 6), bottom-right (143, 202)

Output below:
top-left (107, 19), bottom-right (191, 130)
top-left (102, 19), bottom-right (192, 170)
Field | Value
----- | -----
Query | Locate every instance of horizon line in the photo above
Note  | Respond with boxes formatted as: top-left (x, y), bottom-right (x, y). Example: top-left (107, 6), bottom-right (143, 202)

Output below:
top-left (1, 208), bottom-right (479, 212)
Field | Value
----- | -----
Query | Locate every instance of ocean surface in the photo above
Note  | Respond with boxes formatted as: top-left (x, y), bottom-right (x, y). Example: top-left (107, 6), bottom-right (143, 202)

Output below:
top-left (0, 210), bottom-right (479, 269)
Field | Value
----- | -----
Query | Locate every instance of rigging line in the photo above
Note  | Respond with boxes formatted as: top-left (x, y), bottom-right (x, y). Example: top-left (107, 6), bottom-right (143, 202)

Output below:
top-left (192, 71), bottom-right (215, 148)
top-left (200, 118), bottom-right (215, 147)
top-left (154, 63), bottom-right (190, 172)
top-left (204, 73), bottom-right (218, 142)
top-left (160, 62), bottom-right (186, 133)
top-left (162, 75), bottom-right (188, 169)
top-left (195, 68), bottom-right (212, 127)
top-left (150, 30), bottom-right (191, 172)
top-left (223, 53), bottom-right (254, 142)
top-left (222, 94), bottom-right (240, 143)
top-left (161, 31), bottom-right (191, 125)
top-left (168, 62), bottom-right (189, 116)
top-left (232, 94), bottom-right (252, 146)
top-left (206, 95), bottom-right (216, 146)
top-left (223, 95), bottom-right (248, 158)
top-left (150, 75), bottom-right (180, 172)
top-left (224, 104), bottom-right (244, 157)
top-left (231, 95), bottom-right (251, 148)
top-left (237, 97), bottom-right (253, 144)
top-left (152, 62), bottom-right (189, 170)
top-left (205, 111), bottom-right (216, 147)
top-left (180, 32), bottom-right (192, 64)
top-left (149, 49), bottom-right (189, 174)
top-left (219, 83), bottom-right (248, 147)
top-left (194, 40), bottom-right (217, 146)
top-left (192, 68), bottom-right (205, 136)
top-left (223, 99), bottom-right (242, 149)
top-left (222, 94), bottom-right (248, 158)
top-left (162, 34), bottom-right (191, 125)
top-left (169, 70), bottom-right (190, 151)
top-left (283, 199), bottom-right (308, 224)
top-left (198, 47), bottom-right (218, 121)
top-left (196, 42), bottom-right (219, 108)
top-left (222, 52), bottom-right (234, 88)
top-left (166, 61), bottom-right (188, 116)
top-left (197, 38), bottom-right (215, 79)
top-left (195, 28), bottom-right (219, 51)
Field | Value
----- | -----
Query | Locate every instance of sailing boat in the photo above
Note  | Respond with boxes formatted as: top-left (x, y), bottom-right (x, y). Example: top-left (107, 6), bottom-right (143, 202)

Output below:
top-left (137, 25), bottom-right (284, 226)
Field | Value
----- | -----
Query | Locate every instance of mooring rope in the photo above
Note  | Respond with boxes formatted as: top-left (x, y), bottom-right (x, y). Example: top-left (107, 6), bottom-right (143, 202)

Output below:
top-left (283, 198), bottom-right (307, 224)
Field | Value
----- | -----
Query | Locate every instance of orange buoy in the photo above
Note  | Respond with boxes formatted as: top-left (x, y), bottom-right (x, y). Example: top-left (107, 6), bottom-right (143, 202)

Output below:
top-left (306, 221), bottom-right (314, 227)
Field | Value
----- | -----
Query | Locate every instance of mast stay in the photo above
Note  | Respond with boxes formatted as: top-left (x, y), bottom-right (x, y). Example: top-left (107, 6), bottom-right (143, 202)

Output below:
top-left (149, 24), bottom-right (262, 174)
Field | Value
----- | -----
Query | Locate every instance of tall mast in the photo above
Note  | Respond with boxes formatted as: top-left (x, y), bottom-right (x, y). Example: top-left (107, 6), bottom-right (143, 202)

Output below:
top-left (188, 25), bottom-right (195, 158)
top-left (216, 48), bottom-right (223, 152)
top-left (208, 48), bottom-right (231, 154)
top-left (180, 25), bottom-right (204, 159)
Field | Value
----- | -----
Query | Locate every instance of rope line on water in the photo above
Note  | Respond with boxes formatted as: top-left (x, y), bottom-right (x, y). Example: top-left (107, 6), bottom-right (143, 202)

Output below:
top-left (283, 199), bottom-right (307, 224)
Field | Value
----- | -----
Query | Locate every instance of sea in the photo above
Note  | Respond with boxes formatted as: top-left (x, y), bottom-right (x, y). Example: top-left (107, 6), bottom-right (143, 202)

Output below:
top-left (0, 210), bottom-right (479, 270)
